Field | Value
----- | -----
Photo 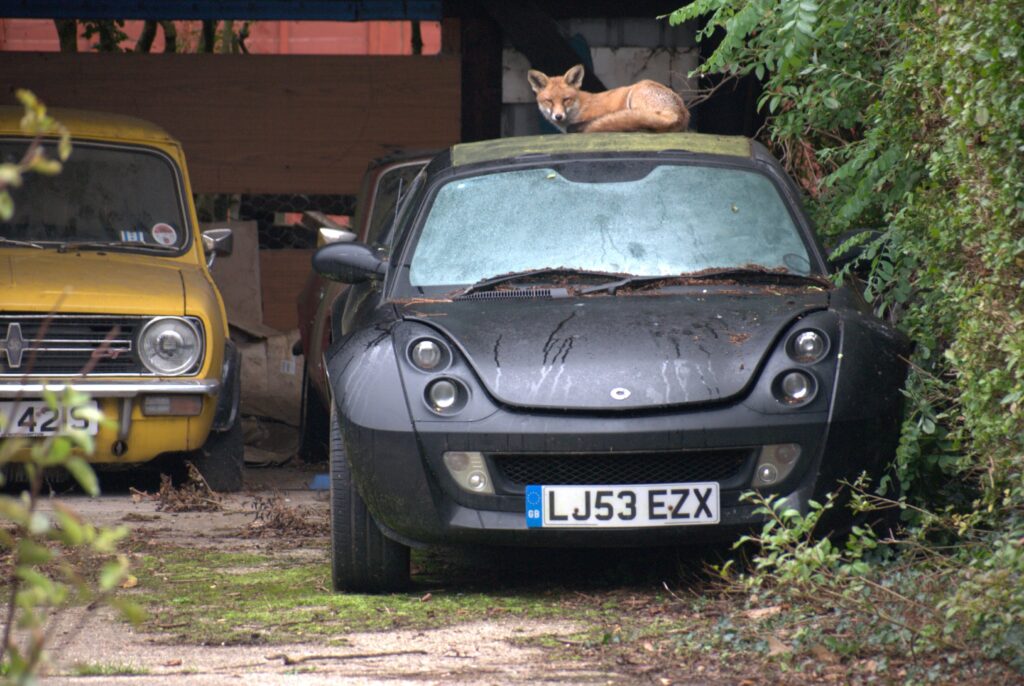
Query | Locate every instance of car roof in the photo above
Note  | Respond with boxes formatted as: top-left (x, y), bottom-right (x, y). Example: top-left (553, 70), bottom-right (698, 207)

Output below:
top-left (451, 132), bottom-right (752, 167)
top-left (0, 106), bottom-right (177, 145)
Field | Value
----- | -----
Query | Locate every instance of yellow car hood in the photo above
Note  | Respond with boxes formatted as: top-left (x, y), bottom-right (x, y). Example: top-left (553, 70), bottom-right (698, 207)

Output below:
top-left (0, 250), bottom-right (187, 315)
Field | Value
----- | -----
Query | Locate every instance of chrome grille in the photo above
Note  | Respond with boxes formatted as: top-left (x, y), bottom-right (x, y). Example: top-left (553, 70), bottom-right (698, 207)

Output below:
top-left (491, 449), bottom-right (753, 492)
top-left (0, 315), bottom-right (200, 377)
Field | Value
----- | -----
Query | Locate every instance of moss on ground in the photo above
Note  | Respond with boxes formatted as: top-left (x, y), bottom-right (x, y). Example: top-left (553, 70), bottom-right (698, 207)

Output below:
top-left (129, 544), bottom-right (595, 645)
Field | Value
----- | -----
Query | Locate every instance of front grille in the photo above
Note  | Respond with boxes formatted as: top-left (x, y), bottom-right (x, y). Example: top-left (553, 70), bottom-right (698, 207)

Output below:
top-left (0, 315), bottom-right (200, 377)
top-left (491, 449), bottom-right (752, 491)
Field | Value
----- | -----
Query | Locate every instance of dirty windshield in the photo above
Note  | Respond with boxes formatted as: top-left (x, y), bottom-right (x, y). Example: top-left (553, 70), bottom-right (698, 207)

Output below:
top-left (407, 163), bottom-right (812, 288)
top-left (0, 141), bottom-right (187, 252)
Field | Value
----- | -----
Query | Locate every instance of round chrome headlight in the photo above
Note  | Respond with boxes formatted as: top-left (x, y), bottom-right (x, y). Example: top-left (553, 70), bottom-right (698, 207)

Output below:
top-left (428, 379), bottom-right (458, 411)
top-left (139, 317), bottom-right (201, 375)
top-left (788, 329), bottom-right (828, 363)
top-left (777, 370), bottom-right (816, 405)
top-left (411, 339), bottom-right (444, 370)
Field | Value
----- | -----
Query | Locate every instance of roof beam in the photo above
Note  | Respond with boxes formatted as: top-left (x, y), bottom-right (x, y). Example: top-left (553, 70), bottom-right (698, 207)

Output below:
top-left (477, 0), bottom-right (605, 92)
top-left (0, 1), bottom-right (442, 21)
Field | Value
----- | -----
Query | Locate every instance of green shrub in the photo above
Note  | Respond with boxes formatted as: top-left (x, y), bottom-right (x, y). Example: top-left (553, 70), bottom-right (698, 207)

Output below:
top-left (670, 0), bottom-right (1023, 670)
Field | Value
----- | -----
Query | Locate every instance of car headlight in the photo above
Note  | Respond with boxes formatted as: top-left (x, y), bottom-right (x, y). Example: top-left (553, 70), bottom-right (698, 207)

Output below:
top-left (426, 377), bottom-right (468, 414)
top-left (138, 317), bottom-right (202, 375)
top-left (788, 329), bottom-right (829, 364)
top-left (410, 338), bottom-right (447, 371)
top-left (774, 370), bottom-right (817, 405)
top-left (428, 378), bottom-right (458, 410)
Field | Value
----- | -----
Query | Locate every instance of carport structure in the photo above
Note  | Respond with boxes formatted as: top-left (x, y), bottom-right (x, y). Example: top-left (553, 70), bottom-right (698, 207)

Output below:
top-left (0, 0), bottom-right (760, 331)
top-left (1, 0), bottom-right (760, 197)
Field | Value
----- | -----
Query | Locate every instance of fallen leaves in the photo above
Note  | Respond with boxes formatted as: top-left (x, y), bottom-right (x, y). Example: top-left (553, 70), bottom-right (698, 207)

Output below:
top-left (130, 464), bottom-right (222, 513)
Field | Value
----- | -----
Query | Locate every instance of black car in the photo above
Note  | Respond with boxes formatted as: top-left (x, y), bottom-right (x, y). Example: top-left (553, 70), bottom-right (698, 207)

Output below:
top-left (313, 133), bottom-right (910, 592)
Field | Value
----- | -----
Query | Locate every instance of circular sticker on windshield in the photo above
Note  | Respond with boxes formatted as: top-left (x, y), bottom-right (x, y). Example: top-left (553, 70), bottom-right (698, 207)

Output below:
top-left (151, 223), bottom-right (178, 246)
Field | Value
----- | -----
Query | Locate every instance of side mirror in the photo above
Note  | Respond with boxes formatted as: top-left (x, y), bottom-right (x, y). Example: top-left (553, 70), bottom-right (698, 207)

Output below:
top-left (829, 228), bottom-right (881, 275)
top-left (201, 228), bottom-right (233, 267)
top-left (313, 241), bottom-right (386, 284)
top-left (317, 227), bottom-right (357, 248)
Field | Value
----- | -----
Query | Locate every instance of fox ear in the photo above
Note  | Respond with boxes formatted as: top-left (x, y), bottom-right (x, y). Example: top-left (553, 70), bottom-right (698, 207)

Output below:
top-left (564, 64), bottom-right (585, 88)
top-left (527, 69), bottom-right (549, 93)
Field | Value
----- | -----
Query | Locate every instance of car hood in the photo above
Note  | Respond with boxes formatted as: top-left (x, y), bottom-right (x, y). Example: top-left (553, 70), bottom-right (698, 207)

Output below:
top-left (0, 250), bottom-right (186, 315)
top-left (398, 290), bottom-right (830, 411)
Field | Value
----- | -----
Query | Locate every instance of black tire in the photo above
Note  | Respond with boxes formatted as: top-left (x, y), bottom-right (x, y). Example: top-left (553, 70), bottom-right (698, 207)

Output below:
top-left (329, 408), bottom-right (409, 593)
top-left (298, 366), bottom-right (329, 463)
top-left (190, 418), bottom-right (245, 492)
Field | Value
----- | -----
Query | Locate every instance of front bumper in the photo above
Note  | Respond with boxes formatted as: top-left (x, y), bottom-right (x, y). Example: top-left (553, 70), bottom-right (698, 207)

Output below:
top-left (341, 402), bottom-right (895, 548)
top-left (0, 378), bottom-right (221, 463)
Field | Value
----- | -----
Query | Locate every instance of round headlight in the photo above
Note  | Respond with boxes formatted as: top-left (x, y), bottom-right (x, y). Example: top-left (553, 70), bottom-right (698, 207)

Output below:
top-left (139, 317), bottom-right (201, 375)
top-left (789, 330), bottom-right (828, 363)
top-left (778, 370), bottom-right (814, 404)
top-left (411, 339), bottom-right (444, 370)
top-left (428, 379), bottom-right (458, 411)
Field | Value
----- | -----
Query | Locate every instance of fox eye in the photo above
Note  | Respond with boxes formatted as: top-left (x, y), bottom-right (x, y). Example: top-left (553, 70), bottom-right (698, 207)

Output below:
top-left (543, 99), bottom-right (553, 107)
top-left (563, 98), bottom-right (573, 106)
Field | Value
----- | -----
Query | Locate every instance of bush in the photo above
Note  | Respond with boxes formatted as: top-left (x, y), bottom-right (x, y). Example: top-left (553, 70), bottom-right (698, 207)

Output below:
top-left (670, 0), bottom-right (1023, 670)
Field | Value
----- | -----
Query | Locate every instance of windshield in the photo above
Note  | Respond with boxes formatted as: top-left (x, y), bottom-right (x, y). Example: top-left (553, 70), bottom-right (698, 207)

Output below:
top-left (407, 162), bottom-right (813, 288)
top-left (0, 141), bottom-right (188, 251)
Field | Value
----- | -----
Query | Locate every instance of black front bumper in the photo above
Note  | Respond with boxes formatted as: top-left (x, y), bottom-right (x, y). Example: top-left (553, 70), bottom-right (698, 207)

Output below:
top-left (340, 398), bottom-right (896, 548)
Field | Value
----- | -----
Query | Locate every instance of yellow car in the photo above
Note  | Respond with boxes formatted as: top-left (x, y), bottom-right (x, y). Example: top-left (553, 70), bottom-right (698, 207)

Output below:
top-left (0, 108), bottom-right (243, 490)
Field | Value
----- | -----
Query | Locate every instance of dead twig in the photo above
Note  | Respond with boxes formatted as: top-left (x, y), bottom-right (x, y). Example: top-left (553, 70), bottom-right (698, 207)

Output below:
top-left (265, 650), bottom-right (428, 666)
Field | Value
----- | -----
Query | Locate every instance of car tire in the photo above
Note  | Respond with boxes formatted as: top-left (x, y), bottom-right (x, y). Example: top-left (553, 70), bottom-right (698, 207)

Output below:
top-left (298, 366), bottom-right (329, 463)
top-left (190, 418), bottom-right (245, 492)
top-left (329, 407), bottom-right (410, 593)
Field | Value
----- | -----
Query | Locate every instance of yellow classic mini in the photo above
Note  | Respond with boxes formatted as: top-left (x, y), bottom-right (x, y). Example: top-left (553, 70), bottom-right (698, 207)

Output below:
top-left (0, 108), bottom-right (243, 490)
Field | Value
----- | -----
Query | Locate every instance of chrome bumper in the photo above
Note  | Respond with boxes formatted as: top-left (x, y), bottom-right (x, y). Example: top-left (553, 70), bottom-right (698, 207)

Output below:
top-left (0, 379), bottom-right (220, 398)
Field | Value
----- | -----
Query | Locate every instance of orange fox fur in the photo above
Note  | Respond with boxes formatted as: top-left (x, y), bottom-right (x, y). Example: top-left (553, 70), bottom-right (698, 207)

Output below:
top-left (527, 64), bottom-right (689, 134)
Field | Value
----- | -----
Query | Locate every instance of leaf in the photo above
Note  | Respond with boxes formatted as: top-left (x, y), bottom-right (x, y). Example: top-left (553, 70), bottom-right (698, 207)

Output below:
top-left (51, 506), bottom-right (85, 546)
top-left (66, 457), bottom-right (99, 496)
top-left (99, 559), bottom-right (128, 592)
top-left (110, 598), bottom-right (147, 625)
top-left (767, 635), bottom-right (792, 656)
top-left (16, 539), bottom-right (53, 566)
top-left (0, 191), bottom-right (13, 221)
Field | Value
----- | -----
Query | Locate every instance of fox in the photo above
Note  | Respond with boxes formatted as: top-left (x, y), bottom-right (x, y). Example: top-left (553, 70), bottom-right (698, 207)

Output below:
top-left (527, 64), bottom-right (689, 134)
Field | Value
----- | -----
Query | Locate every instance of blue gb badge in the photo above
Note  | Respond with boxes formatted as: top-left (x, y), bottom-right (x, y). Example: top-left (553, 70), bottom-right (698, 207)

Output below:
top-left (525, 485), bottom-right (543, 528)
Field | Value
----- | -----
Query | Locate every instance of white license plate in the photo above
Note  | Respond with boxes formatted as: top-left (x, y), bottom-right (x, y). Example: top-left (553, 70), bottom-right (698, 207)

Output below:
top-left (525, 483), bottom-right (720, 528)
top-left (0, 400), bottom-right (100, 437)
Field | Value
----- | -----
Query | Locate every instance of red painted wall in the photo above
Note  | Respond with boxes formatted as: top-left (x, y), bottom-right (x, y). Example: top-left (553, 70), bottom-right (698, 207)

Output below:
top-left (0, 19), bottom-right (441, 54)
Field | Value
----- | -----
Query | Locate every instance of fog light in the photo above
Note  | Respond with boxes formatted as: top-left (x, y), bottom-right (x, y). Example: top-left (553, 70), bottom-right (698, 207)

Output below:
top-left (757, 464), bottom-right (779, 484)
top-left (752, 443), bottom-right (802, 487)
top-left (443, 451), bottom-right (494, 494)
top-left (428, 379), bottom-right (458, 411)
top-left (411, 339), bottom-right (444, 370)
top-left (141, 394), bottom-right (203, 416)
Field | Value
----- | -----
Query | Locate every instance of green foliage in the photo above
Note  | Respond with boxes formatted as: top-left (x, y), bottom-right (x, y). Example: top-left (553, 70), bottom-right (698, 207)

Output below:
top-left (0, 91), bottom-right (71, 221)
top-left (670, 0), bottom-right (1023, 671)
top-left (0, 95), bottom-right (139, 684)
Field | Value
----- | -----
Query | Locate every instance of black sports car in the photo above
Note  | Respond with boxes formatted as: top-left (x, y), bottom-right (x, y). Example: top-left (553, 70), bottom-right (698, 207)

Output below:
top-left (313, 133), bottom-right (910, 592)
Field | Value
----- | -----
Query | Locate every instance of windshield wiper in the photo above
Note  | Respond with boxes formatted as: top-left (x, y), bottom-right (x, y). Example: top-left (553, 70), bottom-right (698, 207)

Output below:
top-left (0, 237), bottom-right (45, 249)
top-left (456, 267), bottom-right (624, 297)
top-left (579, 267), bottom-right (830, 295)
top-left (56, 241), bottom-right (178, 253)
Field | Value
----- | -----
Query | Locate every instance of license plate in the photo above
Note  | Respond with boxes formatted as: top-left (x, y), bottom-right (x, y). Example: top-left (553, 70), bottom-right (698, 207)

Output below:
top-left (0, 400), bottom-right (100, 437)
top-left (525, 483), bottom-right (720, 528)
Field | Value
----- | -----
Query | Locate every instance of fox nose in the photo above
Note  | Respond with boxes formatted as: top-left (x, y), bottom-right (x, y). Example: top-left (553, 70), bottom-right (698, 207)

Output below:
top-left (553, 113), bottom-right (564, 122)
